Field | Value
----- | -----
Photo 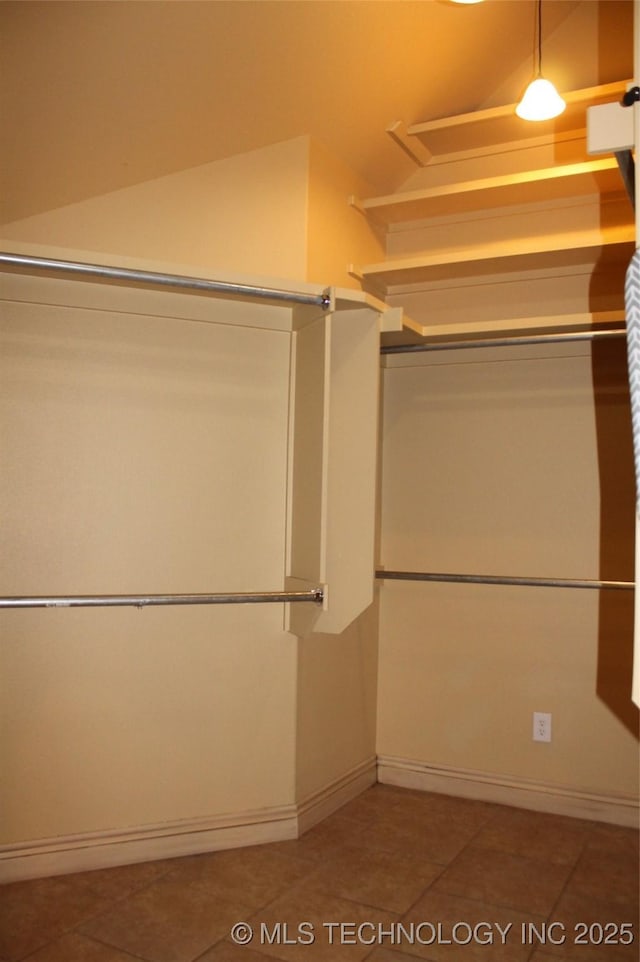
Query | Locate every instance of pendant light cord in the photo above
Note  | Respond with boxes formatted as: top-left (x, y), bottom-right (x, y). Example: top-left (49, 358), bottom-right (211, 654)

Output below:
top-left (536, 0), bottom-right (542, 78)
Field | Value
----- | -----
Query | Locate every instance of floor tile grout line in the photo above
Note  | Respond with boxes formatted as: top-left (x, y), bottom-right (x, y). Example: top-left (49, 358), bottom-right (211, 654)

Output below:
top-left (184, 842), bottom-right (638, 962)
top-left (183, 795), bottom-right (479, 962)
top-left (386, 856), bottom-right (454, 922)
top-left (21, 929), bottom-right (152, 962)
top-left (417, 811), bottom-right (631, 960)
top-left (391, 793), bottom-right (508, 918)
top-left (392, 801), bottom-right (584, 923)
top-left (4, 885), bottom-right (134, 962)
top-left (352, 798), bottom-right (503, 931)
top-left (82, 931), bottom-right (154, 962)
top-left (78, 863), bottom-right (181, 906)
top-left (537, 815), bottom-right (623, 933)
top-left (2, 787), bottom-right (637, 962)
top-left (545, 828), bottom-right (592, 918)
top-left (423, 867), bottom-right (575, 923)
top-left (361, 941), bottom-right (441, 962)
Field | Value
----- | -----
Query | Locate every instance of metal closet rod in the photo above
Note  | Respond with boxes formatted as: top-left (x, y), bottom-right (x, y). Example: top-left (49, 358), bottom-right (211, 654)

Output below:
top-left (376, 570), bottom-right (634, 591)
top-left (381, 328), bottom-right (627, 355)
top-left (0, 252), bottom-right (331, 309)
top-left (0, 588), bottom-right (325, 610)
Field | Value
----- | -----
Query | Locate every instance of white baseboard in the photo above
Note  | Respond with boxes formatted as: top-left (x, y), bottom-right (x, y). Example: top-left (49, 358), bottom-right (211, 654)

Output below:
top-left (0, 806), bottom-right (298, 884)
top-left (377, 755), bottom-right (640, 828)
top-left (0, 756), bottom-right (376, 884)
top-left (4, 753), bottom-right (633, 883)
top-left (297, 755), bottom-right (377, 835)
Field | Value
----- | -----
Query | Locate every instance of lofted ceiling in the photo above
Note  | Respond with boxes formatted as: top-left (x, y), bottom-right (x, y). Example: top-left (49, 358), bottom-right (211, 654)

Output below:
top-left (0, 0), bottom-right (633, 225)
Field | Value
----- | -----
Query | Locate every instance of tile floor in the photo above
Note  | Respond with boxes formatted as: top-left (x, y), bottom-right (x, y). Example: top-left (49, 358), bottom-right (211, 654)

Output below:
top-left (1, 784), bottom-right (638, 962)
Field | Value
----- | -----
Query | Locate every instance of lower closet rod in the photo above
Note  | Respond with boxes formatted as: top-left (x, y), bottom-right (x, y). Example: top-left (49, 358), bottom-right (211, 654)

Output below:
top-left (0, 589), bottom-right (324, 610)
top-left (376, 570), bottom-right (634, 591)
top-left (0, 252), bottom-right (331, 310)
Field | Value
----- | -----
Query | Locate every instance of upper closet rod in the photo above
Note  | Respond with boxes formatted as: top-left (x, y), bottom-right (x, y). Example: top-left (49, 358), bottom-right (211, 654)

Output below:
top-left (0, 588), bottom-right (324, 610)
top-left (381, 328), bottom-right (626, 355)
top-left (0, 252), bottom-right (331, 310)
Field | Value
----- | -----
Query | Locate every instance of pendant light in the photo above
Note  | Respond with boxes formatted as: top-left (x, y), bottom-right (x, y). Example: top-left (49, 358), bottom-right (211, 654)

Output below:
top-left (516, 0), bottom-right (566, 121)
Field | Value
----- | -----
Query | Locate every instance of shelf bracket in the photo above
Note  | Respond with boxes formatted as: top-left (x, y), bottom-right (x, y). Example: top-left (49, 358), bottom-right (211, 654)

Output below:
top-left (348, 195), bottom-right (387, 235)
top-left (386, 120), bottom-right (433, 167)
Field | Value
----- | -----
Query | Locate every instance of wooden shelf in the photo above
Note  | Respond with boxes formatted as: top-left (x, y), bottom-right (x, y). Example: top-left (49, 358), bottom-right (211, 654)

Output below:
top-left (353, 156), bottom-right (624, 226)
top-left (354, 225), bottom-right (635, 290)
top-left (395, 310), bottom-right (627, 342)
top-left (405, 81), bottom-right (630, 160)
top-left (361, 79), bottom-right (633, 333)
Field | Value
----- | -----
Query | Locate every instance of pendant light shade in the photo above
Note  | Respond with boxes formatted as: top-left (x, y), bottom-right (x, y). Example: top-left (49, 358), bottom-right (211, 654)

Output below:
top-left (516, 0), bottom-right (565, 122)
top-left (516, 76), bottom-right (566, 121)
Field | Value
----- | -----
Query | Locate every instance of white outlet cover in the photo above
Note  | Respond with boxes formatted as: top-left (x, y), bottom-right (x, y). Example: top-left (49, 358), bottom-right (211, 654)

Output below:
top-left (533, 711), bottom-right (552, 742)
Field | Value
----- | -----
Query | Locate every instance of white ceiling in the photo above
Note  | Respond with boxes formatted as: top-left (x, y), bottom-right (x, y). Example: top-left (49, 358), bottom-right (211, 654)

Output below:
top-left (0, 0), bottom-right (632, 224)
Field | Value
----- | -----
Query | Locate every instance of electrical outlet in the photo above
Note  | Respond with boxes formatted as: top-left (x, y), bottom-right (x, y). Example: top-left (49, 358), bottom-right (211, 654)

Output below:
top-left (533, 711), bottom-right (552, 742)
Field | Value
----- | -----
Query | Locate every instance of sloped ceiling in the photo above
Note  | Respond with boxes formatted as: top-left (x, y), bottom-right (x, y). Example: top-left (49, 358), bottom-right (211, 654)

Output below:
top-left (0, 0), bottom-right (632, 224)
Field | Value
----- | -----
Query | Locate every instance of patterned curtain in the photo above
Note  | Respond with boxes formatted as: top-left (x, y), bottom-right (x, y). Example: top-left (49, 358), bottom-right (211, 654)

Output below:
top-left (625, 250), bottom-right (640, 706)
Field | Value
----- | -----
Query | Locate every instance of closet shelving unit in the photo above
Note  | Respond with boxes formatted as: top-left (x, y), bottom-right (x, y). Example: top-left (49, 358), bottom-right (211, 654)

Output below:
top-left (389, 80), bottom-right (629, 162)
top-left (351, 156), bottom-right (624, 225)
top-left (370, 84), bottom-right (638, 710)
top-left (351, 226), bottom-right (634, 289)
top-left (0, 248), bottom-right (401, 637)
top-left (350, 81), bottom-right (634, 339)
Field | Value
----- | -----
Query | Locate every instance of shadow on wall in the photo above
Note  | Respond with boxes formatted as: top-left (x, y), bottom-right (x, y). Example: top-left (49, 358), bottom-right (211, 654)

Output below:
top-left (591, 329), bottom-right (639, 741)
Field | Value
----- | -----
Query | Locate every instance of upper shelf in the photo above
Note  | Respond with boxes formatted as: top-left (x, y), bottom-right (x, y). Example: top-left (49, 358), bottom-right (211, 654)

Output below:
top-left (402, 81), bottom-right (631, 161)
top-left (352, 156), bottom-right (624, 226)
top-left (353, 79), bottom-right (634, 296)
top-left (352, 225), bottom-right (636, 291)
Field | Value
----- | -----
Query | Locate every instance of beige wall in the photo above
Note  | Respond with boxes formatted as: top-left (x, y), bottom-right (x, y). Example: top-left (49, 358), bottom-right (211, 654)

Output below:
top-left (0, 135), bottom-right (387, 860)
top-left (306, 139), bottom-right (385, 290)
top-left (0, 274), bottom-right (298, 844)
top-left (0, 263), bottom-right (386, 867)
top-left (0, 138), bottom-right (310, 281)
top-left (295, 604), bottom-right (378, 803)
top-left (377, 341), bottom-right (639, 803)
top-left (1, 135), bottom-right (383, 293)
